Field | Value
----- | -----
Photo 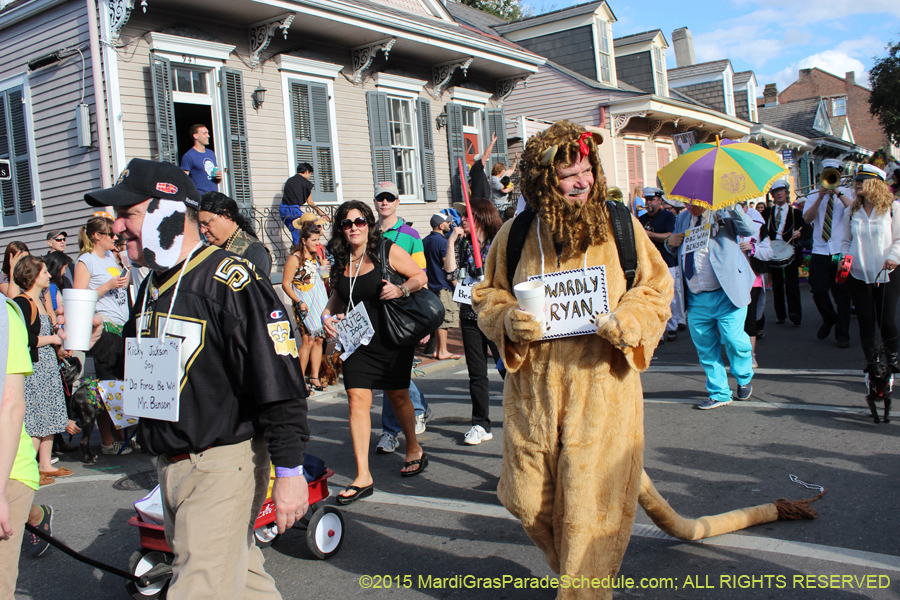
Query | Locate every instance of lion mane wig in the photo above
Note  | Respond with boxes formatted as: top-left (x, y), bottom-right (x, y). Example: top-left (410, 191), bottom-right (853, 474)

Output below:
top-left (519, 119), bottom-right (609, 260)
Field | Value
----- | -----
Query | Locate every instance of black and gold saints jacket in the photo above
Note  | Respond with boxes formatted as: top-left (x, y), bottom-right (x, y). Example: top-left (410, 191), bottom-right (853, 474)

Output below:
top-left (92, 246), bottom-right (309, 468)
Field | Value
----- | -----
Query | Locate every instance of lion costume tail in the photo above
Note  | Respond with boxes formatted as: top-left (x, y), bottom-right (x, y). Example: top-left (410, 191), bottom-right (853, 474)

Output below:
top-left (637, 471), bottom-right (824, 541)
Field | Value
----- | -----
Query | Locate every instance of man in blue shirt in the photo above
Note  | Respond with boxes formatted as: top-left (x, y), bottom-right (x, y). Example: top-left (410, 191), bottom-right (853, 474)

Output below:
top-left (422, 213), bottom-right (459, 360)
top-left (180, 124), bottom-right (221, 194)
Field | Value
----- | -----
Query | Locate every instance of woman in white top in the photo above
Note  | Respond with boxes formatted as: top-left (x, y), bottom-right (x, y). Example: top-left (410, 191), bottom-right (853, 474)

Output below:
top-left (73, 215), bottom-right (133, 455)
top-left (840, 165), bottom-right (900, 373)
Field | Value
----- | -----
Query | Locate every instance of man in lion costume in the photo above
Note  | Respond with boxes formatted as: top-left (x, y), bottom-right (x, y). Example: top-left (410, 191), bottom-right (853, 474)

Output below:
top-left (472, 120), bottom-right (819, 599)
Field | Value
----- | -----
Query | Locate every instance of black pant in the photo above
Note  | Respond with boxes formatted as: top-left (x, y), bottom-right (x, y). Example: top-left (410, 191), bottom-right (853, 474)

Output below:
top-left (770, 251), bottom-right (802, 322)
top-left (744, 287), bottom-right (762, 337)
top-left (808, 253), bottom-right (851, 342)
top-left (460, 318), bottom-right (502, 432)
top-left (846, 272), bottom-right (900, 365)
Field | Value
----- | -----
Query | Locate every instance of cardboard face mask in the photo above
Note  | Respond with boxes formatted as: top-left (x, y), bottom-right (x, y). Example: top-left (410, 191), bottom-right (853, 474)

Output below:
top-left (141, 198), bottom-right (186, 271)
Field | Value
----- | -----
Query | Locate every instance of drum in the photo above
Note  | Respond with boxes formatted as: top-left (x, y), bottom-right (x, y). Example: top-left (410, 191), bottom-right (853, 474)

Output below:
top-left (769, 239), bottom-right (795, 269)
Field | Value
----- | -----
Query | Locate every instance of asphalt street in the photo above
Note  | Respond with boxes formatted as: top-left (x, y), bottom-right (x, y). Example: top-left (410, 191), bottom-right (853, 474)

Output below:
top-left (12, 284), bottom-right (900, 600)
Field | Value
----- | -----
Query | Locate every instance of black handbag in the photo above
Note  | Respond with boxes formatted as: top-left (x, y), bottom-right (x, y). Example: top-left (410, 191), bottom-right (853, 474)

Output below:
top-left (378, 238), bottom-right (445, 346)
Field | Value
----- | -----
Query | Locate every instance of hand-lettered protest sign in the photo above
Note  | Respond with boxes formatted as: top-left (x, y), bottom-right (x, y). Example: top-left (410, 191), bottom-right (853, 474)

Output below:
top-left (334, 302), bottom-right (375, 360)
top-left (452, 274), bottom-right (478, 305)
top-left (683, 223), bottom-right (711, 254)
top-left (528, 266), bottom-right (609, 340)
top-left (123, 338), bottom-right (182, 422)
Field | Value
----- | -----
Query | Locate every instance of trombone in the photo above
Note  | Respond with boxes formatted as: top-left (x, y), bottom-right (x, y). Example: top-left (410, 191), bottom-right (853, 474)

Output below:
top-left (794, 167), bottom-right (853, 197)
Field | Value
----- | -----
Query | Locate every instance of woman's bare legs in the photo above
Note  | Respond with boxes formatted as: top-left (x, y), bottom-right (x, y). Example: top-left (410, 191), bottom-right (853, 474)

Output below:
top-left (340, 388), bottom-right (375, 497)
top-left (386, 388), bottom-right (423, 473)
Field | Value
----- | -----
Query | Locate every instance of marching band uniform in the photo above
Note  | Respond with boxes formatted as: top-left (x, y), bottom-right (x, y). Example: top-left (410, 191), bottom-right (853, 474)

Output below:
top-left (767, 180), bottom-right (803, 326)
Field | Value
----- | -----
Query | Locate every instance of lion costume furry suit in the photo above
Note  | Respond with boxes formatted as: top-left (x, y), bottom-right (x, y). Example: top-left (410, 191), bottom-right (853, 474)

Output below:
top-left (472, 120), bottom-right (819, 599)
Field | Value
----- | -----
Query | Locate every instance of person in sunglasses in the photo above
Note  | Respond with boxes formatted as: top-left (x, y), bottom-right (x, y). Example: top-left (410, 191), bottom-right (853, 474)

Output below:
top-left (43, 231), bottom-right (74, 288)
top-left (321, 201), bottom-right (429, 505)
top-left (370, 182), bottom-right (434, 456)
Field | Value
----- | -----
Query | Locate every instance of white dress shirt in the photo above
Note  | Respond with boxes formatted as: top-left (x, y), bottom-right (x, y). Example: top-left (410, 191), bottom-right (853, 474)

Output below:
top-left (804, 186), bottom-right (850, 256)
top-left (771, 203), bottom-right (791, 237)
top-left (684, 212), bottom-right (721, 294)
top-left (840, 202), bottom-right (900, 284)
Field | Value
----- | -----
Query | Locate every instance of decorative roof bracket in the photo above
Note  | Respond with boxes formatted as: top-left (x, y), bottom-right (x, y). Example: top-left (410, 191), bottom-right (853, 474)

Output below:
top-left (108, 0), bottom-right (147, 43)
top-left (430, 58), bottom-right (473, 99)
top-left (611, 111), bottom-right (647, 137)
top-left (495, 74), bottom-right (532, 104)
top-left (249, 13), bottom-right (295, 69)
top-left (350, 38), bottom-right (396, 84)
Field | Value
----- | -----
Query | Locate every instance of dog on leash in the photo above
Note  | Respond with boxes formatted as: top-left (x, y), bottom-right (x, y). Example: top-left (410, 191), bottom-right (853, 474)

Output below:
top-left (318, 350), bottom-right (343, 388)
top-left (55, 356), bottom-right (103, 463)
top-left (865, 359), bottom-right (892, 424)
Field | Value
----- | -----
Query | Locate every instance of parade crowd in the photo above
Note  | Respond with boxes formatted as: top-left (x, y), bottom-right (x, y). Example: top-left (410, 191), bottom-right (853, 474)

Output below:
top-left (1, 119), bottom-right (900, 600)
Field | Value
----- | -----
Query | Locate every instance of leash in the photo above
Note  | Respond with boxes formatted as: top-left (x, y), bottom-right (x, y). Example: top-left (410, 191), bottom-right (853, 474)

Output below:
top-left (789, 474), bottom-right (824, 493)
top-left (24, 523), bottom-right (152, 585)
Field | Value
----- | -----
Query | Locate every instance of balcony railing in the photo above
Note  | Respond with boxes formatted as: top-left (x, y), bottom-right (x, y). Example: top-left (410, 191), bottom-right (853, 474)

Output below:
top-left (241, 205), bottom-right (338, 269)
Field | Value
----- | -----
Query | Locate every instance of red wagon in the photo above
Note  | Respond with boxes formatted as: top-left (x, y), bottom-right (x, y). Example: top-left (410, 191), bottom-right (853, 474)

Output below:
top-left (125, 468), bottom-right (344, 599)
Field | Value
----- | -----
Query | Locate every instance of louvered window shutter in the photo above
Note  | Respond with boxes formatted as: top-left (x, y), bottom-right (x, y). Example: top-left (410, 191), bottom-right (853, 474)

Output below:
top-left (366, 91), bottom-right (393, 186)
top-left (446, 102), bottom-right (464, 203)
top-left (416, 98), bottom-right (437, 202)
top-left (150, 54), bottom-right (177, 164)
top-left (483, 107), bottom-right (508, 170)
top-left (0, 87), bottom-right (36, 227)
top-left (221, 68), bottom-right (253, 209)
top-left (290, 80), bottom-right (336, 203)
top-left (657, 147), bottom-right (670, 168)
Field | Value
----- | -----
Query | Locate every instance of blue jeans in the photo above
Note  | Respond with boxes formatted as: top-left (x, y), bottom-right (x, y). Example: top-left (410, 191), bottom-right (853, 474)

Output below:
top-left (381, 381), bottom-right (428, 436)
top-left (279, 204), bottom-right (305, 246)
top-left (686, 288), bottom-right (754, 402)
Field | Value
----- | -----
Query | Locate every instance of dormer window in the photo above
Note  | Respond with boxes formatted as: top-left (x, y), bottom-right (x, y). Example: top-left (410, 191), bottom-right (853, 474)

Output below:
top-left (747, 81), bottom-right (757, 122)
top-left (653, 46), bottom-right (667, 96)
top-left (597, 20), bottom-right (612, 84)
top-left (723, 70), bottom-right (734, 117)
top-left (832, 97), bottom-right (846, 117)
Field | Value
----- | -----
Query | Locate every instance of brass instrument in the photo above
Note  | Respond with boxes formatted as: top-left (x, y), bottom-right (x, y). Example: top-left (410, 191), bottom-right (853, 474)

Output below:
top-left (607, 186), bottom-right (624, 202)
top-left (794, 169), bottom-right (853, 197)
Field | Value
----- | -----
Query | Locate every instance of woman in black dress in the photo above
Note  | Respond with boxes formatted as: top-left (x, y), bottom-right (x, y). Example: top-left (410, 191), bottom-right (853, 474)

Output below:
top-left (322, 201), bottom-right (429, 505)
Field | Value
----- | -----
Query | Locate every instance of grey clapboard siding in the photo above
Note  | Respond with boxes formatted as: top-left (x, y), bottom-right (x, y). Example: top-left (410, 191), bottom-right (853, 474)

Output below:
top-left (615, 52), bottom-right (654, 95)
top-left (516, 26), bottom-right (597, 81)
top-left (0, 0), bottom-right (102, 254)
top-left (502, 65), bottom-right (607, 127)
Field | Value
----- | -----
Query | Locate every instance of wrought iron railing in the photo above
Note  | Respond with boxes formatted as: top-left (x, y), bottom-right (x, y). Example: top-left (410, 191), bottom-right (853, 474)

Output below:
top-left (241, 205), bottom-right (338, 269)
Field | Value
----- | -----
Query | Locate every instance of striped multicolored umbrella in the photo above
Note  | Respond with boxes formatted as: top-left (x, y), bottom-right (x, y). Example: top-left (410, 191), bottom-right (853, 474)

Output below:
top-left (657, 138), bottom-right (788, 210)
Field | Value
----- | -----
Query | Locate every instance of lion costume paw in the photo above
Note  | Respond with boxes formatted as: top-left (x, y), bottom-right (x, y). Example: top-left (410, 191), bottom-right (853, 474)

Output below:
top-left (505, 308), bottom-right (545, 343)
top-left (593, 310), bottom-right (641, 349)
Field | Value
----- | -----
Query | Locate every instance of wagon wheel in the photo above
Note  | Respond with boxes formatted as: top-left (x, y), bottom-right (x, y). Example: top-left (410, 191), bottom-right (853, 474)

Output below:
top-left (125, 548), bottom-right (172, 600)
top-left (306, 506), bottom-right (344, 559)
top-left (254, 522), bottom-right (280, 548)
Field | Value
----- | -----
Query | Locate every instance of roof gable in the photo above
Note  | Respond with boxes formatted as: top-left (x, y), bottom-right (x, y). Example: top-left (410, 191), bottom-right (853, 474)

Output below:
top-left (613, 29), bottom-right (667, 49)
top-left (668, 59), bottom-right (732, 81)
top-left (495, 0), bottom-right (614, 35)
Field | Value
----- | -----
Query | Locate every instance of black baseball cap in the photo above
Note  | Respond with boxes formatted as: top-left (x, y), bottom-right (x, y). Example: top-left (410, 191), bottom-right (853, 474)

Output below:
top-left (85, 158), bottom-right (201, 209)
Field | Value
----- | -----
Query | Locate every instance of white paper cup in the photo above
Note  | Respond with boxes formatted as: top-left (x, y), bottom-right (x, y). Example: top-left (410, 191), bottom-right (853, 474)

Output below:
top-left (513, 280), bottom-right (546, 325)
top-left (62, 289), bottom-right (99, 351)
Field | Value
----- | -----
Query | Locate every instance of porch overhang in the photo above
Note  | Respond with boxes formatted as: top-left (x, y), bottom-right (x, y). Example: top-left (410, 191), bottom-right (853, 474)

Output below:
top-left (748, 124), bottom-right (813, 153)
top-left (606, 95), bottom-right (750, 140)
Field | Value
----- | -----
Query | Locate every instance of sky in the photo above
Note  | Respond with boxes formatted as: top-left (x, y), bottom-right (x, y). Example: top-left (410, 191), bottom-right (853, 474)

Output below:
top-left (542, 0), bottom-right (900, 94)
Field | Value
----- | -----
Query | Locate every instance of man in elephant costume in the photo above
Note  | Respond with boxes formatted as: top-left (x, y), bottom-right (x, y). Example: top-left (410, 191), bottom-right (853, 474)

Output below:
top-left (472, 119), bottom-right (819, 599)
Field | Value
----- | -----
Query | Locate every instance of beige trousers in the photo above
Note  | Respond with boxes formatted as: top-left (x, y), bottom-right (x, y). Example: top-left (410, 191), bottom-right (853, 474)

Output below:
top-left (158, 437), bottom-right (280, 600)
top-left (0, 480), bottom-right (36, 600)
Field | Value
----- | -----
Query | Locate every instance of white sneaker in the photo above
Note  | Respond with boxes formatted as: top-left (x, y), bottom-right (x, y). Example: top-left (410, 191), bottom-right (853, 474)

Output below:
top-left (752, 353), bottom-right (758, 368)
top-left (414, 407), bottom-right (434, 435)
top-left (50, 456), bottom-right (59, 465)
top-left (375, 432), bottom-right (399, 454)
top-left (464, 425), bottom-right (493, 445)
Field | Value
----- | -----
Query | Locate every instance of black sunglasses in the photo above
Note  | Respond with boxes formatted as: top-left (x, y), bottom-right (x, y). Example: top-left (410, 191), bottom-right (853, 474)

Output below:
top-left (376, 195), bottom-right (399, 203)
top-left (53, 237), bottom-right (66, 242)
top-left (341, 217), bottom-right (368, 230)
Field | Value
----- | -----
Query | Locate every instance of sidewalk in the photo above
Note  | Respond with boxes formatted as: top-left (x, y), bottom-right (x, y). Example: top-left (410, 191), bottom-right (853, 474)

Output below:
top-left (414, 326), bottom-right (465, 370)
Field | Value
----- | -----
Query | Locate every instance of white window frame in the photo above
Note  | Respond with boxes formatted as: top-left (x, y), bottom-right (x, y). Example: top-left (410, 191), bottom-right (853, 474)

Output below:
top-left (723, 71), bottom-right (735, 117)
top-left (596, 19), bottom-right (612, 84)
top-left (833, 97), bottom-right (847, 117)
top-left (0, 73), bottom-right (42, 232)
top-left (747, 82), bottom-right (757, 122)
top-left (373, 74), bottom-right (429, 203)
top-left (385, 95), bottom-right (420, 202)
top-left (652, 46), bottom-right (668, 97)
top-left (278, 55), bottom-right (344, 204)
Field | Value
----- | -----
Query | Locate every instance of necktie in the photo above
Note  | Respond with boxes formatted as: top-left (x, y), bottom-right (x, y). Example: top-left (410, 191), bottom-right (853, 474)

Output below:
top-left (773, 206), bottom-right (782, 234)
top-left (822, 194), bottom-right (834, 242)
top-left (683, 215), bottom-right (701, 280)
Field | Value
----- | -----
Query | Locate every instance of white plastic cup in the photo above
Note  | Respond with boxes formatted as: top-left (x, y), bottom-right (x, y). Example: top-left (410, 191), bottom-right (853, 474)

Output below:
top-left (513, 280), bottom-right (546, 326)
top-left (62, 289), bottom-right (99, 351)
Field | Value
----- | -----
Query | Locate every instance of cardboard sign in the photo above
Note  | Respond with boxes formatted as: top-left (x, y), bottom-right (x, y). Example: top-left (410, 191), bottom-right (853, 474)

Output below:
top-left (334, 302), bottom-right (375, 361)
top-left (683, 223), bottom-right (711, 254)
top-left (528, 266), bottom-right (609, 340)
top-left (452, 274), bottom-right (477, 305)
top-left (123, 338), bottom-right (182, 422)
top-left (98, 380), bottom-right (139, 429)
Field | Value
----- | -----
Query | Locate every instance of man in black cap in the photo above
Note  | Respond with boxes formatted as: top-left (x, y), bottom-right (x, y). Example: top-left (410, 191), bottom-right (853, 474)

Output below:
top-left (85, 158), bottom-right (309, 600)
